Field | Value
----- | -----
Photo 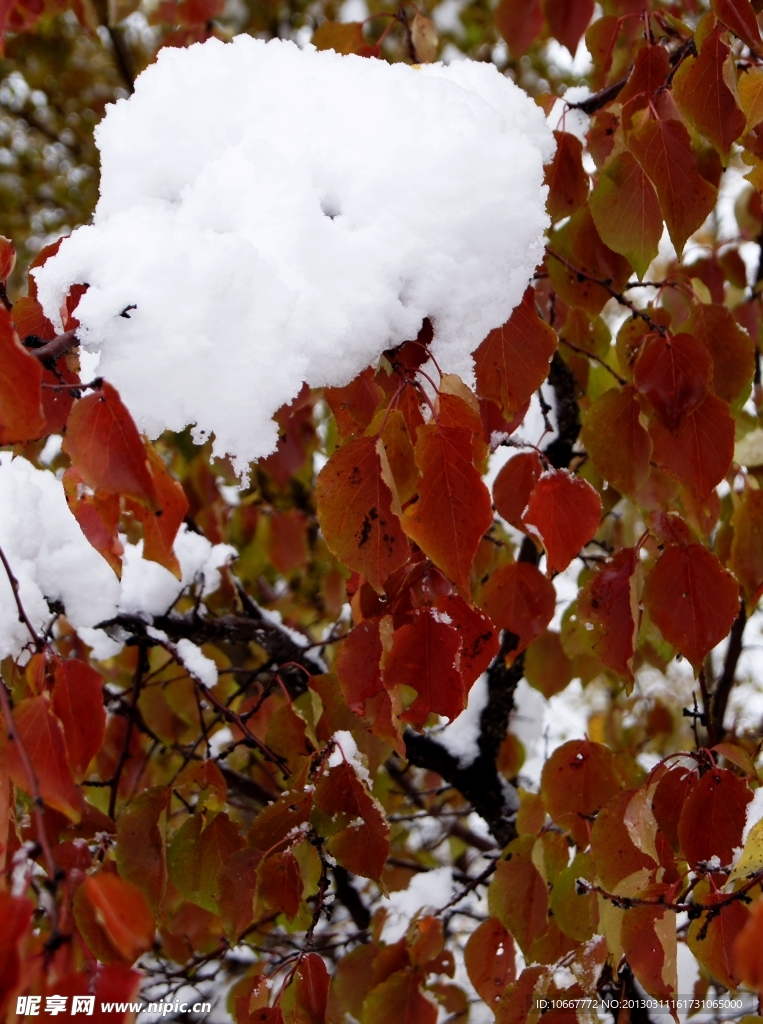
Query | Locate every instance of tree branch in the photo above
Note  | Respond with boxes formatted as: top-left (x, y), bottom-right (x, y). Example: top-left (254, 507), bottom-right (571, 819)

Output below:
top-left (712, 603), bottom-right (747, 741)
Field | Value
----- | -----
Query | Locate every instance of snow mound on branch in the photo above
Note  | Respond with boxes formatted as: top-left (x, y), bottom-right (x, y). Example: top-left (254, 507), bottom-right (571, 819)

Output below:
top-left (34, 36), bottom-right (553, 474)
top-left (0, 456), bottom-right (233, 659)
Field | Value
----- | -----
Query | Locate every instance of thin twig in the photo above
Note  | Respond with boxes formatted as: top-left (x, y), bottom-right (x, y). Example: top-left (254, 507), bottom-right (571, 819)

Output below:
top-left (0, 544), bottom-right (43, 651)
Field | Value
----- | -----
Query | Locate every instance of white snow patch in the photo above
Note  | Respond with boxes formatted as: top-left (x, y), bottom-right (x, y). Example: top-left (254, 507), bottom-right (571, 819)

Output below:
top-left (35, 37), bottom-right (553, 475)
top-left (742, 784), bottom-right (763, 845)
top-left (329, 728), bottom-right (371, 784)
top-left (437, 672), bottom-right (488, 767)
top-left (381, 865), bottom-right (454, 942)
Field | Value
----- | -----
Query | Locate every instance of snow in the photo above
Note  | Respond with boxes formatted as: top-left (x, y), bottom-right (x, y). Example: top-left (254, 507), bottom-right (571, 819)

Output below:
top-left (34, 36), bottom-right (553, 476)
top-left (381, 865), bottom-right (454, 942)
top-left (329, 728), bottom-right (371, 784)
top-left (0, 455), bottom-right (233, 660)
top-left (147, 627), bottom-right (219, 687)
top-left (437, 672), bottom-right (488, 767)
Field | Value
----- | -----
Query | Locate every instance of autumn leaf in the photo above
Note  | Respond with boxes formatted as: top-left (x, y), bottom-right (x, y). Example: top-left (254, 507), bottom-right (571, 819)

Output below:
top-left (643, 543), bottom-right (740, 668)
top-left (82, 874), bottom-right (156, 963)
top-left (544, 132), bottom-right (589, 222)
top-left (689, 895), bottom-right (750, 989)
top-left (711, 0), bottom-right (762, 53)
top-left (0, 694), bottom-right (80, 821)
top-left (589, 151), bottom-right (662, 277)
top-left (523, 469), bottom-right (602, 573)
top-left (578, 548), bottom-right (639, 682)
top-left (51, 658), bottom-right (106, 782)
top-left (316, 435), bottom-right (410, 593)
top-left (115, 787), bottom-right (173, 915)
top-left (679, 303), bottom-right (756, 408)
top-left (63, 469), bottom-right (124, 578)
top-left (633, 332), bottom-right (713, 430)
top-left (672, 21), bottom-right (746, 161)
top-left (628, 118), bottom-right (717, 253)
top-left (401, 424), bottom-right (492, 594)
top-left (621, 899), bottom-right (677, 999)
top-left (126, 441), bottom-right (189, 578)
top-left (64, 381), bottom-right (158, 509)
top-left (591, 789), bottom-right (658, 889)
top-left (168, 812), bottom-right (245, 912)
top-left (385, 607), bottom-right (465, 727)
top-left (488, 838), bottom-right (549, 955)
top-left (363, 969), bottom-right (438, 1024)
top-left (311, 20), bottom-right (376, 55)
top-left (465, 918), bottom-right (516, 1007)
top-left (544, 0), bottom-right (593, 54)
top-left (648, 393), bottom-right (735, 500)
top-left (541, 739), bottom-right (621, 846)
top-left (0, 305), bottom-right (45, 445)
top-left (494, 0), bottom-right (543, 55)
top-left (730, 487), bottom-right (763, 602)
top-left (473, 287), bottom-right (558, 419)
top-left (677, 767), bottom-right (751, 869)
top-left (314, 756), bottom-right (389, 881)
top-left (480, 562), bottom-right (556, 656)
top-left (580, 385), bottom-right (651, 496)
top-left (492, 451), bottom-right (543, 530)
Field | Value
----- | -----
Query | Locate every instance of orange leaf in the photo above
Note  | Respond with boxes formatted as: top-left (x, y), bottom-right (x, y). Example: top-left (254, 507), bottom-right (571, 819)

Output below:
top-left (316, 435), bottom-right (409, 593)
top-left (63, 469), bottom-right (124, 578)
top-left (690, 895), bottom-right (750, 989)
top-left (126, 442), bottom-right (189, 578)
top-left (465, 917), bottom-right (517, 1007)
top-left (643, 543), bottom-right (740, 669)
top-left (541, 739), bottom-right (621, 846)
top-left (386, 607), bottom-right (465, 727)
top-left (324, 367), bottom-right (384, 441)
top-left (711, 0), bottom-right (762, 53)
top-left (730, 487), bottom-right (763, 602)
top-left (648, 393), bottom-right (735, 500)
top-left (11, 295), bottom-right (56, 342)
top-left (0, 894), bottom-right (33, 1020)
top-left (523, 469), bottom-right (602, 573)
top-left (474, 287), bottom-right (558, 420)
top-left (480, 562), bottom-right (556, 656)
top-left (621, 900), bottom-right (677, 999)
top-left (311, 20), bottom-right (376, 55)
top-left (678, 767), bottom-right (751, 869)
top-left (580, 385), bottom-right (651, 496)
top-left (591, 789), bottom-right (658, 889)
top-left (618, 45), bottom-right (671, 107)
top-left (83, 873), bottom-right (155, 963)
top-left (314, 757), bottom-right (389, 881)
top-left (336, 616), bottom-right (384, 714)
top-left (401, 425), bottom-right (492, 594)
top-left (524, 630), bottom-right (573, 699)
top-left (489, 840), bottom-right (549, 955)
top-left (64, 381), bottom-right (158, 508)
top-left (547, 204), bottom-right (632, 314)
top-left (544, 132), bottom-right (589, 222)
top-left (578, 548), bottom-right (639, 682)
top-left (588, 151), bottom-right (662, 278)
top-left (363, 969), bottom-right (437, 1024)
top-left (628, 118), bottom-right (717, 253)
top-left (0, 695), bottom-right (80, 820)
top-left (51, 658), bottom-right (106, 782)
top-left (673, 21), bottom-right (747, 160)
top-left (0, 306), bottom-right (45, 444)
top-left (492, 451), bottom-right (543, 530)
top-left (734, 899), bottom-right (763, 995)
top-left (633, 332), bottom-right (712, 430)
top-left (434, 592), bottom-right (499, 688)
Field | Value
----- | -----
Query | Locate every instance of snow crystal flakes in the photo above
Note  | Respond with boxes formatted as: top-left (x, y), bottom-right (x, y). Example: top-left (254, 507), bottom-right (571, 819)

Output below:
top-left (35, 36), bottom-right (553, 474)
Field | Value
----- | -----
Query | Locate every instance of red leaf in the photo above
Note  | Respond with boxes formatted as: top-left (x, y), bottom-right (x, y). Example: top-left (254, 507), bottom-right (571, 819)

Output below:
top-left (83, 873), bottom-right (156, 963)
top-left (489, 840), bottom-right (549, 955)
top-left (0, 894), bottom-right (33, 1020)
top-left (51, 658), bottom-right (106, 782)
top-left (678, 767), bottom-right (752, 869)
top-left (591, 790), bottom-right (657, 889)
top-left (544, 132), bottom-right (589, 222)
top-left (434, 592), bottom-right (499, 688)
top-left (11, 295), bottom-right (56, 342)
top-left (523, 469), bottom-right (602, 573)
top-left (673, 22), bottom-right (747, 160)
top-left (0, 695), bottom-right (80, 820)
top-left (548, 205), bottom-right (633, 315)
top-left (578, 548), bottom-right (639, 682)
top-left (541, 738), bottom-right (621, 846)
top-left (316, 435), bottom-right (409, 593)
top-left (589, 151), bottom-right (662, 278)
top-left (691, 895), bottom-right (750, 990)
top-left (580, 385), bottom-right (652, 496)
top-left (494, 0), bottom-right (544, 56)
top-left (363, 969), bottom-right (437, 1024)
top-left (311, 20), bottom-right (377, 56)
top-left (401, 425), bottom-right (492, 594)
top-left (621, 900), bottom-right (676, 999)
top-left (734, 900), bottom-right (763, 994)
top-left (258, 850), bottom-right (303, 920)
top-left (492, 452), bottom-right (543, 530)
top-left (643, 543), bottom-right (740, 669)
top-left (649, 393), bottom-right (735, 500)
top-left (385, 607), bottom-right (465, 727)
top-left (336, 616), bottom-right (384, 714)
top-left (633, 332), bottom-right (713, 430)
top-left (680, 303), bottom-right (756, 408)
top-left (543, 0), bottom-right (593, 54)
top-left (290, 954), bottom-right (330, 1024)
top-left (0, 306), bottom-right (45, 444)
top-left (41, 358), bottom-right (79, 436)
top-left (474, 287), bottom-right (558, 420)
top-left (628, 118), bottom-right (717, 253)
top-left (126, 442), bottom-right (189, 578)
top-left (314, 757), bottom-right (389, 881)
top-left (650, 764), bottom-right (694, 850)
top-left (480, 562), bottom-right (556, 656)
top-left (64, 381), bottom-right (158, 508)
top-left (324, 367), bottom-right (384, 441)
top-left (465, 917), bottom-right (517, 1007)
top-left (711, 0), bottom-right (762, 52)
top-left (64, 469), bottom-right (124, 578)
top-left (618, 45), bottom-right (671, 106)
top-left (730, 487), bottom-right (763, 601)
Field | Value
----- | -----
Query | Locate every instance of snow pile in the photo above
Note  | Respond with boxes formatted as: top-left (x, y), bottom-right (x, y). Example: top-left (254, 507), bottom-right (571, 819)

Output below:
top-left (34, 36), bottom-right (553, 473)
top-left (0, 456), bottom-right (233, 660)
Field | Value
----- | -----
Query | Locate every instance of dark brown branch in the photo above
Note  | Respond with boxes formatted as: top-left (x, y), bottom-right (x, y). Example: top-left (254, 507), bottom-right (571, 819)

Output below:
top-left (712, 603), bottom-right (747, 741)
top-left (109, 645), bottom-right (146, 819)
top-left (0, 544), bottom-right (43, 651)
top-left (25, 330), bottom-right (79, 363)
top-left (565, 76), bottom-right (627, 115)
